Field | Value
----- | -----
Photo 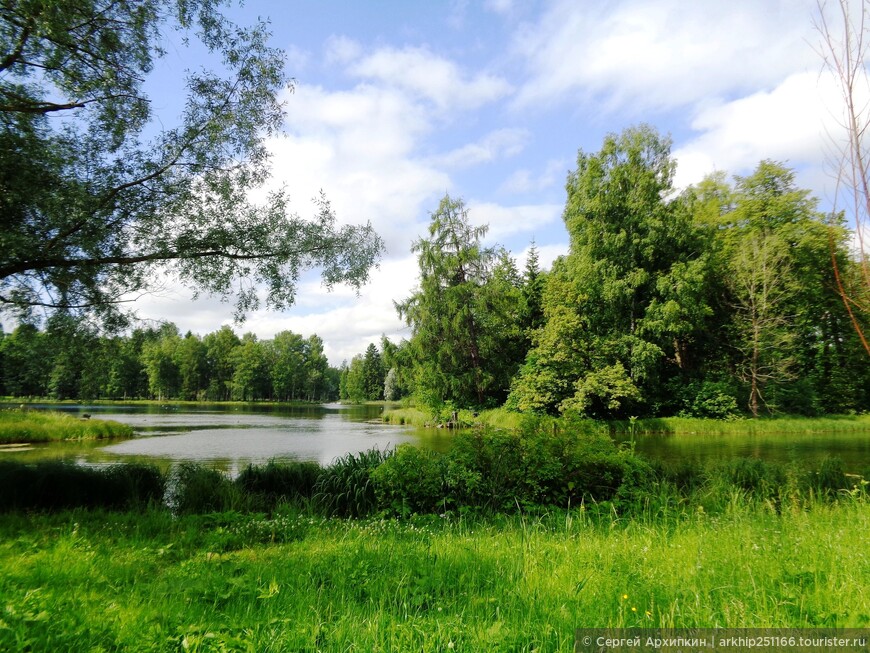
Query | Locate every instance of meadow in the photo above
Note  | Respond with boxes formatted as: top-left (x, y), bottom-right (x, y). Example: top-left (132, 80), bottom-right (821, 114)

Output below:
top-left (0, 497), bottom-right (867, 652)
top-left (0, 419), bottom-right (867, 651)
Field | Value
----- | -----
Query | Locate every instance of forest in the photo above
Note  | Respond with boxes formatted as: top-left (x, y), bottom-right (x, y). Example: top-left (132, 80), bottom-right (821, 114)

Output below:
top-left (4, 126), bottom-right (870, 418)
top-left (347, 126), bottom-right (870, 419)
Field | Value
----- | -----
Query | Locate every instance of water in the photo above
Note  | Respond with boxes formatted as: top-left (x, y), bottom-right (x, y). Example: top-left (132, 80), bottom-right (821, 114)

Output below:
top-left (1, 403), bottom-right (453, 475)
top-left (616, 429), bottom-right (870, 474)
top-left (3, 404), bottom-right (869, 475)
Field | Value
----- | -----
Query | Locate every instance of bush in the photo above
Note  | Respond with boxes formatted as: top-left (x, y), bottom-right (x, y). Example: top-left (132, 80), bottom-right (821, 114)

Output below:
top-left (372, 445), bottom-right (447, 515)
top-left (372, 422), bottom-right (656, 514)
top-left (235, 460), bottom-right (322, 507)
top-left (167, 463), bottom-right (246, 515)
top-left (314, 448), bottom-right (392, 518)
top-left (0, 461), bottom-right (164, 511)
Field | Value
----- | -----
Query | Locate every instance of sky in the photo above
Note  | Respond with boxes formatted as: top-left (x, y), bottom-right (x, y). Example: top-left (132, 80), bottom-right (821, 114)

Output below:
top-left (133, 0), bottom-right (847, 366)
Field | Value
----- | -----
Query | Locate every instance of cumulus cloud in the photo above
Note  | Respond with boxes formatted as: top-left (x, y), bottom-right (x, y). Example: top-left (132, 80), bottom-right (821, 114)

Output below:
top-left (433, 128), bottom-right (529, 168)
top-left (512, 0), bottom-right (817, 112)
top-left (466, 201), bottom-right (563, 241)
top-left (672, 71), bottom-right (841, 190)
top-left (349, 45), bottom-right (513, 111)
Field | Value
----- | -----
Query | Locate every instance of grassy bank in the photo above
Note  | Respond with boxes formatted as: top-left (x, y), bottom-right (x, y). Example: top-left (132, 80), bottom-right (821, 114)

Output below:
top-left (0, 499), bottom-right (867, 651)
top-left (611, 414), bottom-right (870, 436)
top-left (383, 406), bottom-right (870, 436)
top-left (0, 410), bottom-right (133, 444)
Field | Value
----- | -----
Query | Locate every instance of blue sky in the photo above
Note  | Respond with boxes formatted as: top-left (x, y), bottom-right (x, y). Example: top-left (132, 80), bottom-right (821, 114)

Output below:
top-left (136, 0), bottom-right (842, 365)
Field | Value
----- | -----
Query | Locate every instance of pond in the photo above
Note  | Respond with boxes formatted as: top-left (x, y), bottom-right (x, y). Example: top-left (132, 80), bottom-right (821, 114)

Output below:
top-left (1, 403), bottom-right (453, 475)
top-left (2, 404), bottom-right (869, 475)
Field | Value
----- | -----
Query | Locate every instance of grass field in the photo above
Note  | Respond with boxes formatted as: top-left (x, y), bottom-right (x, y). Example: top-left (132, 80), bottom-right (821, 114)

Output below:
top-left (0, 496), bottom-right (867, 652)
top-left (0, 409), bottom-right (133, 444)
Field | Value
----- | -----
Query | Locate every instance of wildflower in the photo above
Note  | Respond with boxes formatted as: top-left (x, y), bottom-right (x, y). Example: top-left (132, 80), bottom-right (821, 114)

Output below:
top-left (622, 594), bottom-right (628, 600)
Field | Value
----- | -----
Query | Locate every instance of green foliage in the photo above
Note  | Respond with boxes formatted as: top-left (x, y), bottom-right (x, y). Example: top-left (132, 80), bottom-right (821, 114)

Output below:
top-left (372, 422), bottom-right (654, 514)
top-left (167, 463), bottom-right (247, 515)
top-left (0, 0), bottom-right (383, 324)
top-left (0, 461), bottom-right (163, 511)
top-left (371, 445), bottom-right (447, 515)
top-left (676, 380), bottom-right (741, 419)
top-left (510, 125), bottom-right (715, 418)
top-left (235, 460), bottom-right (322, 508)
top-left (397, 195), bottom-right (527, 410)
top-left (0, 409), bottom-right (132, 443)
top-left (313, 449), bottom-right (392, 518)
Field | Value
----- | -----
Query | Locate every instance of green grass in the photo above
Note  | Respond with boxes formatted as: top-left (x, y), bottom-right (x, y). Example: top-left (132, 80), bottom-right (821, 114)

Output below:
top-left (0, 497), bottom-right (867, 651)
top-left (381, 406), bottom-right (431, 426)
top-left (0, 409), bottom-right (133, 444)
top-left (608, 414), bottom-right (870, 436)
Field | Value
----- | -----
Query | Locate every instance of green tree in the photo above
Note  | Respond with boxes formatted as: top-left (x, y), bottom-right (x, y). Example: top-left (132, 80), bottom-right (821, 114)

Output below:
top-left (344, 355), bottom-right (367, 404)
top-left (0, 323), bottom-right (51, 396)
top-left (141, 324), bottom-right (182, 400)
top-left (362, 343), bottom-right (384, 401)
top-left (203, 325), bottom-right (240, 401)
top-left (175, 332), bottom-right (207, 401)
top-left (0, 0), bottom-right (382, 324)
top-left (302, 335), bottom-right (328, 401)
top-left (271, 330), bottom-right (306, 401)
top-left (231, 334), bottom-right (271, 401)
top-left (397, 195), bottom-right (520, 409)
top-left (717, 161), bottom-right (861, 415)
top-left (509, 126), bottom-right (714, 417)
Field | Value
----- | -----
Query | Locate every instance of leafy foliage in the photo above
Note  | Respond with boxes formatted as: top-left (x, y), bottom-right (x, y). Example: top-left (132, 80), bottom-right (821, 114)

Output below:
top-left (0, 0), bottom-right (382, 324)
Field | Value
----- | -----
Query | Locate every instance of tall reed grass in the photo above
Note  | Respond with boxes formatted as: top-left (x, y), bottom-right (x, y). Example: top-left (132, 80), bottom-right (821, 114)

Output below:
top-left (0, 409), bottom-right (133, 443)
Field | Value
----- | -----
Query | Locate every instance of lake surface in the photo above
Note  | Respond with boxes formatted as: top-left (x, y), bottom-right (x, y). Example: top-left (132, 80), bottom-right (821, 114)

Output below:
top-left (2, 404), bottom-right (869, 474)
top-left (1, 403), bottom-right (453, 475)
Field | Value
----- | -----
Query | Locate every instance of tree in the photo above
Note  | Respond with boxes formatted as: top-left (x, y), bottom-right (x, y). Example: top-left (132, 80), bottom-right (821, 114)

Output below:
top-left (0, 0), bottom-right (382, 325)
top-left (271, 330), bottom-right (306, 401)
top-left (141, 324), bottom-right (182, 400)
top-left (716, 161), bottom-right (860, 415)
top-left (0, 323), bottom-right (51, 396)
top-left (302, 335), bottom-right (328, 401)
top-left (231, 334), bottom-right (271, 401)
top-left (362, 343), bottom-right (384, 401)
top-left (344, 355), bottom-right (367, 404)
top-left (203, 325), bottom-right (240, 401)
top-left (397, 195), bottom-right (522, 409)
top-left (814, 0), bottom-right (870, 355)
top-left (509, 126), bottom-right (714, 417)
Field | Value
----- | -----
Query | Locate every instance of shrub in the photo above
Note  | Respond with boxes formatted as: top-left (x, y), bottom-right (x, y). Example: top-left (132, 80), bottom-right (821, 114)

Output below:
top-left (167, 463), bottom-right (246, 515)
top-left (0, 461), bottom-right (165, 511)
top-left (235, 460), bottom-right (322, 507)
top-left (371, 444), bottom-right (446, 515)
top-left (313, 448), bottom-right (392, 517)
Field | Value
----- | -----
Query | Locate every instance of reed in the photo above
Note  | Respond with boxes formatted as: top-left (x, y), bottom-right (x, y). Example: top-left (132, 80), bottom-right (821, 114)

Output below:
top-left (0, 409), bottom-right (133, 443)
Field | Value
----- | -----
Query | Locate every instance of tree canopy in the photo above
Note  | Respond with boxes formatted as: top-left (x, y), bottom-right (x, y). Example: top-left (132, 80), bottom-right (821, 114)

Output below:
top-left (0, 0), bottom-right (382, 326)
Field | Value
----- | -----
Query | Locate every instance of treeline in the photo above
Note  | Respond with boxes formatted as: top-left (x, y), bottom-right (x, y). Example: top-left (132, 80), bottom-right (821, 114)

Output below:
top-left (0, 321), bottom-right (339, 402)
top-left (348, 126), bottom-right (870, 419)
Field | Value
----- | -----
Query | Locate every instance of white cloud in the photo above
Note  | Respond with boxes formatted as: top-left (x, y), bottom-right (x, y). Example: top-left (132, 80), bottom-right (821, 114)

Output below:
top-left (467, 201), bottom-right (562, 241)
top-left (349, 45), bottom-right (513, 111)
top-left (433, 128), bottom-right (529, 168)
top-left (672, 71), bottom-right (840, 190)
top-left (323, 35), bottom-right (362, 65)
top-left (267, 82), bottom-right (448, 257)
top-left (485, 0), bottom-right (515, 15)
top-left (513, 0), bottom-right (817, 111)
top-left (499, 158), bottom-right (569, 194)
